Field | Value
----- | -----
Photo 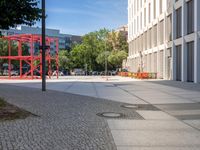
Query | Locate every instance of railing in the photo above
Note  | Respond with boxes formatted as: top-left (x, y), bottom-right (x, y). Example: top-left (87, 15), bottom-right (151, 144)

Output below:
top-left (118, 72), bottom-right (157, 79)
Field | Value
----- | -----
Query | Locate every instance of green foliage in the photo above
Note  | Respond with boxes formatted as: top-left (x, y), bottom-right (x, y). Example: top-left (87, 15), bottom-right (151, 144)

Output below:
top-left (0, 39), bottom-right (8, 56)
top-left (59, 50), bottom-right (72, 70)
top-left (58, 28), bottom-right (128, 71)
top-left (96, 51), bottom-right (110, 66)
top-left (0, 39), bottom-right (30, 73)
top-left (0, 0), bottom-right (41, 29)
top-left (70, 44), bottom-right (85, 69)
top-left (108, 51), bottom-right (128, 68)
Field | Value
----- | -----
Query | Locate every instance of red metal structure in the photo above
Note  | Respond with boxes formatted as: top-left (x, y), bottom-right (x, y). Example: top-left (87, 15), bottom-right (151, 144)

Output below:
top-left (0, 34), bottom-right (59, 79)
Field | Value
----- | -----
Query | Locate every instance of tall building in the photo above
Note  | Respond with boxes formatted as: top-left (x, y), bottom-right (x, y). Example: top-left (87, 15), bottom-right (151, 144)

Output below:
top-left (115, 25), bottom-right (128, 40)
top-left (127, 0), bottom-right (200, 83)
top-left (0, 26), bottom-right (82, 50)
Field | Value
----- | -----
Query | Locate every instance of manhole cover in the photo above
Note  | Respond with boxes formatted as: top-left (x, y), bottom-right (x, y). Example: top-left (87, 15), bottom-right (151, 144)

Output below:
top-left (97, 112), bottom-right (124, 118)
top-left (121, 104), bottom-right (139, 109)
top-left (121, 104), bottom-right (160, 111)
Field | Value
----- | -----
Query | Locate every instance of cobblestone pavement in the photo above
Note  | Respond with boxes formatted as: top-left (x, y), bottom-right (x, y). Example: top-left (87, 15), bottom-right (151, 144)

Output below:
top-left (0, 84), bottom-right (143, 150)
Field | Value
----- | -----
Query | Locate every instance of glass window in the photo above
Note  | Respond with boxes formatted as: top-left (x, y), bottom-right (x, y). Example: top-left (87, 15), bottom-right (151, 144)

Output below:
top-left (187, 0), bottom-right (194, 34)
top-left (160, 0), bottom-right (163, 14)
top-left (159, 20), bottom-right (164, 44)
top-left (149, 3), bottom-right (151, 23)
top-left (144, 8), bottom-right (146, 26)
top-left (154, 0), bottom-right (156, 19)
top-left (176, 7), bottom-right (182, 38)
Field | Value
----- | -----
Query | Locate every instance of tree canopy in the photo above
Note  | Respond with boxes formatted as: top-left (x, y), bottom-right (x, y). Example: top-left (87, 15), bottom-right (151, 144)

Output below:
top-left (0, 0), bottom-right (41, 30)
top-left (59, 28), bottom-right (128, 72)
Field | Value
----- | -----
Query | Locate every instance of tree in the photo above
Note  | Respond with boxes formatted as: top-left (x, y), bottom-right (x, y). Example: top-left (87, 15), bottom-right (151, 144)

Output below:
top-left (105, 31), bottom-right (128, 69)
top-left (108, 51), bottom-right (128, 68)
top-left (58, 50), bottom-right (73, 70)
top-left (65, 28), bottom-right (128, 72)
top-left (70, 29), bottom-right (110, 71)
top-left (96, 51), bottom-right (110, 66)
top-left (70, 44), bottom-right (86, 69)
top-left (0, 0), bottom-right (41, 30)
top-left (107, 31), bottom-right (128, 53)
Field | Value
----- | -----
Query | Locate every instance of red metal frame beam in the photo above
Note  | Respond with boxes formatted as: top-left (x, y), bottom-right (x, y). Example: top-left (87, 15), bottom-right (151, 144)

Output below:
top-left (0, 34), bottom-right (59, 80)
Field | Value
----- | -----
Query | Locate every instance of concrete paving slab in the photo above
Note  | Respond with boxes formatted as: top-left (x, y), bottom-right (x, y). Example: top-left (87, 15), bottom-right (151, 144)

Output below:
top-left (142, 98), bottom-right (195, 104)
top-left (100, 96), bottom-right (146, 104)
top-left (155, 103), bottom-right (200, 111)
top-left (184, 120), bottom-right (200, 130)
top-left (117, 146), bottom-right (200, 150)
top-left (136, 111), bottom-right (177, 120)
top-left (167, 110), bottom-right (200, 116)
top-left (108, 120), bottom-right (192, 130)
top-left (179, 95), bottom-right (200, 99)
top-left (111, 130), bottom-right (200, 146)
top-left (66, 82), bottom-right (97, 97)
top-left (175, 114), bottom-right (200, 120)
top-left (191, 98), bottom-right (200, 102)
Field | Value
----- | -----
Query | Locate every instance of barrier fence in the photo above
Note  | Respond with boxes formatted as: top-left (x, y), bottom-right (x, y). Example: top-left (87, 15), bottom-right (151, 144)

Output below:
top-left (118, 72), bottom-right (157, 79)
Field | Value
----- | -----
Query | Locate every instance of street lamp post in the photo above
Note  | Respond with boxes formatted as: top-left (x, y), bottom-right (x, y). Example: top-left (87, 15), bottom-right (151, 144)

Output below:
top-left (104, 42), bottom-right (108, 77)
top-left (42, 0), bottom-right (46, 91)
top-left (139, 51), bottom-right (143, 73)
top-left (105, 54), bottom-right (107, 76)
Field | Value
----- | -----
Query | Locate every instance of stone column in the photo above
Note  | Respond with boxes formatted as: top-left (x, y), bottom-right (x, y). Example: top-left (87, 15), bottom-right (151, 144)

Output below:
top-left (194, 0), bottom-right (200, 83)
top-left (181, 1), bottom-right (187, 82)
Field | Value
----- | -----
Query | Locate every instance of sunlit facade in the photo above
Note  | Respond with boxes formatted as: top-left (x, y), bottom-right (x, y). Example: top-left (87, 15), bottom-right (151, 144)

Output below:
top-left (127, 0), bottom-right (200, 83)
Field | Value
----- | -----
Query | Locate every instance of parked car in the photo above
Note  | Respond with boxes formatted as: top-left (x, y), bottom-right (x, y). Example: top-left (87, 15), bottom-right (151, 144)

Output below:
top-left (74, 69), bottom-right (85, 76)
top-left (33, 70), bottom-right (41, 76)
top-left (3, 70), bottom-right (19, 76)
top-left (92, 71), bottom-right (99, 76)
top-left (100, 71), bottom-right (105, 76)
top-left (111, 70), bottom-right (117, 76)
top-left (52, 71), bottom-right (64, 76)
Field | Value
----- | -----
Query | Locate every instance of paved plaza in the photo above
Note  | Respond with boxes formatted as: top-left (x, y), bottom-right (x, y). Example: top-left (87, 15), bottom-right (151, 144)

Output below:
top-left (0, 76), bottom-right (200, 150)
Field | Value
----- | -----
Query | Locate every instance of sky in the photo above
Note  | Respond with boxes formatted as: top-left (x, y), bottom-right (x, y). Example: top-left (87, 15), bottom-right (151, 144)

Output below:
top-left (36, 0), bottom-right (127, 36)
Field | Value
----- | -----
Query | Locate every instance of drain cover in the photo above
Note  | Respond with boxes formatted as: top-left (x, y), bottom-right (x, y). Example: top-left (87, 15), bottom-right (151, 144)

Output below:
top-left (97, 112), bottom-right (124, 118)
top-left (121, 104), bottom-right (160, 111)
top-left (121, 104), bottom-right (139, 109)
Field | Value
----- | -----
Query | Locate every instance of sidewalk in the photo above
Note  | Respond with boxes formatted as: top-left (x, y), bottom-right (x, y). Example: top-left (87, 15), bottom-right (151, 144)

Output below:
top-left (0, 77), bottom-right (200, 150)
top-left (107, 80), bottom-right (200, 149)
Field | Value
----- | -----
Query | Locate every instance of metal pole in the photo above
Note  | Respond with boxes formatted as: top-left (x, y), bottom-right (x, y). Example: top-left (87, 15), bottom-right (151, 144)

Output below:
top-left (105, 55), bottom-right (107, 76)
top-left (42, 0), bottom-right (46, 91)
top-left (105, 41), bottom-right (107, 77)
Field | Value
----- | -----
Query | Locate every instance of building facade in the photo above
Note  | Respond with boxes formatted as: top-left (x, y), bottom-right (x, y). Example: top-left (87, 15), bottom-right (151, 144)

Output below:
top-left (127, 0), bottom-right (200, 83)
top-left (0, 26), bottom-right (82, 50)
top-left (116, 25), bottom-right (128, 40)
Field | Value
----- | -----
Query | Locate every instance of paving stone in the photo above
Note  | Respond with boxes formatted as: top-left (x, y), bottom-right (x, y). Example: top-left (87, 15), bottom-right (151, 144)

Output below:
top-left (175, 114), bottom-right (200, 120)
top-left (0, 84), bottom-right (142, 150)
top-left (111, 130), bottom-right (200, 146)
top-left (117, 146), bottom-right (200, 150)
top-left (1, 77), bottom-right (200, 150)
top-left (184, 120), bottom-right (200, 130)
top-left (108, 120), bottom-right (192, 130)
top-left (167, 110), bottom-right (200, 116)
top-left (136, 111), bottom-right (177, 120)
top-left (155, 103), bottom-right (200, 110)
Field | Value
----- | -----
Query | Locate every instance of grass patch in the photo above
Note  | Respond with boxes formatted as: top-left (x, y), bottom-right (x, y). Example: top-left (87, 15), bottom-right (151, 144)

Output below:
top-left (0, 97), bottom-right (36, 121)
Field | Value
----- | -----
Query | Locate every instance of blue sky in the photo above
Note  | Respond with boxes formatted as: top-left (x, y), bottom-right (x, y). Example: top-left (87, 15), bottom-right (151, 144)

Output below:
top-left (36, 0), bottom-right (127, 35)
